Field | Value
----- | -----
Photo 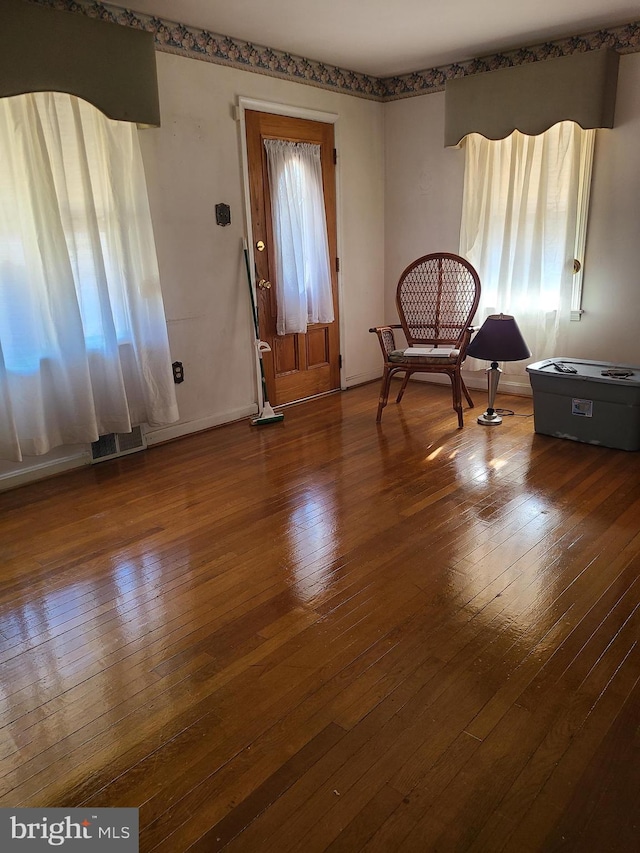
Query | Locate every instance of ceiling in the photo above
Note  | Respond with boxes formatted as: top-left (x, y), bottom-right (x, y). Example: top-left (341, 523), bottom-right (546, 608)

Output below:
top-left (125, 0), bottom-right (639, 77)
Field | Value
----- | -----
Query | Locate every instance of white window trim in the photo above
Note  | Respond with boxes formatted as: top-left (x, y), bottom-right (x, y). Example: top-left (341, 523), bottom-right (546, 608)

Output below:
top-left (571, 128), bottom-right (596, 322)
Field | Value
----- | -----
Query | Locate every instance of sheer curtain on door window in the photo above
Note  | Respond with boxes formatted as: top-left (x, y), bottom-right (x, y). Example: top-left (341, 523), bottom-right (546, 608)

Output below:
top-left (460, 120), bottom-right (595, 373)
top-left (264, 139), bottom-right (334, 335)
top-left (0, 91), bottom-right (178, 462)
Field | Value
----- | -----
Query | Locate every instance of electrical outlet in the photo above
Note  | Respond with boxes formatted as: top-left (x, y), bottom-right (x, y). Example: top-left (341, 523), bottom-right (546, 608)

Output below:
top-left (172, 361), bottom-right (184, 383)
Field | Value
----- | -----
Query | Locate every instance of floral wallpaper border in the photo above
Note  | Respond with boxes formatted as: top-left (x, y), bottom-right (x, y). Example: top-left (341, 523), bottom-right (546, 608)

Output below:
top-left (385, 22), bottom-right (640, 99)
top-left (27, 0), bottom-right (640, 102)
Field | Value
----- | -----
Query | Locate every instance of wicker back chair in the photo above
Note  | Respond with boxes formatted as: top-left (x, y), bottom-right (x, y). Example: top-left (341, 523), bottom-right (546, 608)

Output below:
top-left (370, 252), bottom-right (481, 428)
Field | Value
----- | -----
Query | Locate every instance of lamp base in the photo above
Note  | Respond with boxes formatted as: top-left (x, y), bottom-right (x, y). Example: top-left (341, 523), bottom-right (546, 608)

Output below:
top-left (477, 410), bottom-right (502, 426)
top-left (477, 362), bottom-right (503, 426)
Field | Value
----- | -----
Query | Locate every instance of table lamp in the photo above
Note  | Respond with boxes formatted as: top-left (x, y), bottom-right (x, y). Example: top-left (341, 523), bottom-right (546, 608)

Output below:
top-left (466, 314), bottom-right (531, 425)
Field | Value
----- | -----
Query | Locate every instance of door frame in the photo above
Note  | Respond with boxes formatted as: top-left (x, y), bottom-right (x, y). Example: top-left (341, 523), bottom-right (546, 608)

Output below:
top-left (237, 96), bottom-right (345, 408)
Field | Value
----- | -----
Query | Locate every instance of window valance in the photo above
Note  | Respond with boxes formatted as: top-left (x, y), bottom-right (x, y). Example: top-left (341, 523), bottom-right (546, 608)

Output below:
top-left (445, 48), bottom-right (619, 147)
top-left (2, 0), bottom-right (160, 127)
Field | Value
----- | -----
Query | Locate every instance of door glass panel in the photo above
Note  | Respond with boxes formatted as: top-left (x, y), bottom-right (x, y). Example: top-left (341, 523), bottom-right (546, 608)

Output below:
top-left (264, 140), bottom-right (334, 335)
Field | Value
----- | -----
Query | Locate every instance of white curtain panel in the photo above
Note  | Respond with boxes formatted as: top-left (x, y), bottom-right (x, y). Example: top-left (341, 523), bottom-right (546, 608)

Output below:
top-left (264, 139), bottom-right (334, 335)
top-left (0, 92), bottom-right (178, 462)
top-left (460, 121), bottom-right (595, 373)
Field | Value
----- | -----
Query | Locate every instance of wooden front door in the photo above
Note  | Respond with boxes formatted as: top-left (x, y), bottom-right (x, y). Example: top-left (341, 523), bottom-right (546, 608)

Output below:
top-left (245, 110), bottom-right (340, 407)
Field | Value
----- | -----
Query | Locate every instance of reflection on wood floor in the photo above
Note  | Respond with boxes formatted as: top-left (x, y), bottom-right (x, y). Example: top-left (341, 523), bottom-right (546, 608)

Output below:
top-left (1, 381), bottom-right (640, 851)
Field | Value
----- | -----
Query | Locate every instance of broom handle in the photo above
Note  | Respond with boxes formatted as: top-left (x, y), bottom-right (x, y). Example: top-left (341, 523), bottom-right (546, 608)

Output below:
top-left (242, 239), bottom-right (269, 406)
top-left (242, 239), bottom-right (260, 340)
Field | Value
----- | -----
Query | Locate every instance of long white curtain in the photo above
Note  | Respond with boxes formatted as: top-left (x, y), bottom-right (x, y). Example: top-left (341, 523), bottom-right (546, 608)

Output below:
top-left (264, 139), bottom-right (334, 335)
top-left (460, 121), bottom-right (595, 372)
top-left (0, 92), bottom-right (178, 462)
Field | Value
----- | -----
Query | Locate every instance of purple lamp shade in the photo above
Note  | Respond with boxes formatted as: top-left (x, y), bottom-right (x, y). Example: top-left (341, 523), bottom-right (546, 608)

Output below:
top-left (466, 314), bottom-right (531, 362)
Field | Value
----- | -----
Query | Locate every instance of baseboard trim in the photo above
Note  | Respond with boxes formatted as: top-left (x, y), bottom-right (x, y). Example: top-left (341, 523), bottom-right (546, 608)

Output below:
top-left (410, 372), bottom-right (533, 397)
top-left (145, 405), bottom-right (257, 446)
top-left (0, 452), bottom-right (90, 491)
top-left (345, 369), bottom-right (382, 387)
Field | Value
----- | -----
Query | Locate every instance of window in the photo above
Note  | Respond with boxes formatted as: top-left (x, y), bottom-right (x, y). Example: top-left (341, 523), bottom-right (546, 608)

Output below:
top-left (0, 92), bottom-right (177, 462)
top-left (460, 121), bottom-right (595, 369)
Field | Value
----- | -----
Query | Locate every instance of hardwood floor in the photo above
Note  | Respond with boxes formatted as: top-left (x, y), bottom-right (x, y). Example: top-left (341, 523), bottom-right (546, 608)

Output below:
top-left (1, 381), bottom-right (640, 851)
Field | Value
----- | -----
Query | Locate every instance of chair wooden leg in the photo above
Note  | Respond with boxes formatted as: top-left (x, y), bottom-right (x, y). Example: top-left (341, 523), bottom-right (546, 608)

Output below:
top-left (461, 377), bottom-right (474, 408)
top-left (451, 372), bottom-right (464, 429)
top-left (376, 366), bottom-right (394, 422)
top-left (396, 372), bottom-right (411, 404)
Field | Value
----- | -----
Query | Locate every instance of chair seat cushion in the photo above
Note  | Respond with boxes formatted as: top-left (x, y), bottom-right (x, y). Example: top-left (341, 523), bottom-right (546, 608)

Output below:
top-left (388, 349), bottom-right (459, 365)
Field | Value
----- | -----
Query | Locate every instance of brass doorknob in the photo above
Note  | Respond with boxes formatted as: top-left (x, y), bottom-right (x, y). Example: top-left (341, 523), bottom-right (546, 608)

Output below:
top-left (257, 279), bottom-right (271, 289)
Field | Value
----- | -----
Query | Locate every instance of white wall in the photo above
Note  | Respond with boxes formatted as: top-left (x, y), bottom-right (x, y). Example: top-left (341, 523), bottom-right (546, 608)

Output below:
top-left (562, 53), bottom-right (640, 365)
top-left (384, 53), bottom-right (640, 390)
top-left (384, 90), bottom-right (464, 322)
top-left (0, 52), bottom-right (385, 489)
